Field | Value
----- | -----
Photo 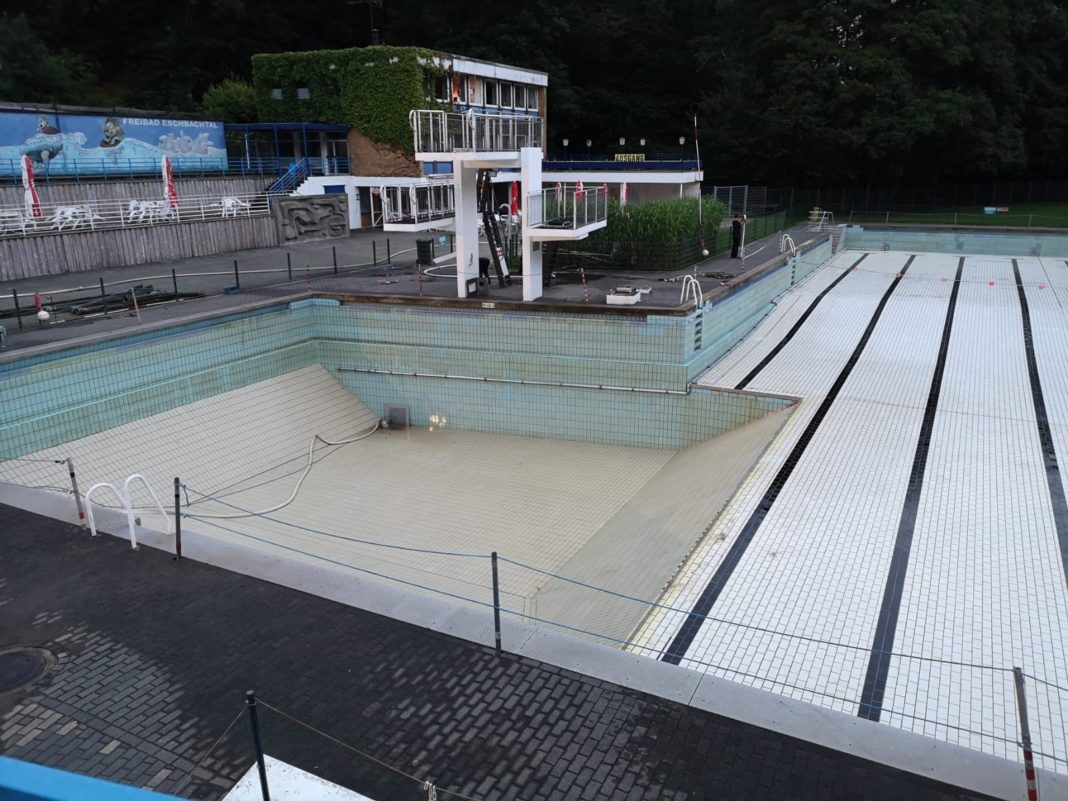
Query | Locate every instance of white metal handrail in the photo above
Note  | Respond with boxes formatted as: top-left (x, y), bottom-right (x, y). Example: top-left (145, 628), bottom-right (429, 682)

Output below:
top-left (526, 186), bottom-right (608, 230)
top-left (410, 109), bottom-right (543, 153)
top-left (85, 474), bottom-right (172, 549)
top-left (379, 181), bottom-right (456, 224)
top-left (0, 189), bottom-right (271, 240)
top-left (680, 275), bottom-right (704, 308)
top-left (808, 209), bottom-right (834, 231)
top-left (780, 233), bottom-right (797, 255)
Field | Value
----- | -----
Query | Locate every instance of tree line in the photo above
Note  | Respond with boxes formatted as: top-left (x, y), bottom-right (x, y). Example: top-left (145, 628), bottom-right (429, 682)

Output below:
top-left (3, 0), bottom-right (1066, 186)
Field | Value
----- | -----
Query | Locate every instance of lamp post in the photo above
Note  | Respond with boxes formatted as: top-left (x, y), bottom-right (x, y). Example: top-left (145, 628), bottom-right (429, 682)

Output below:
top-left (640, 138), bottom-right (646, 156)
top-left (678, 136), bottom-right (685, 160)
top-left (586, 138), bottom-right (592, 158)
top-left (562, 138), bottom-right (569, 160)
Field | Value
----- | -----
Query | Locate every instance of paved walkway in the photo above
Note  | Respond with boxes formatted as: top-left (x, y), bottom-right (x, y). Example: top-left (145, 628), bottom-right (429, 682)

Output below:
top-left (0, 505), bottom-right (993, 800)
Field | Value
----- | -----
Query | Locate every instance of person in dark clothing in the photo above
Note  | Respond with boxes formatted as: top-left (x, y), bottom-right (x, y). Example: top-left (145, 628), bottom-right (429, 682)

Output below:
top-left (731, 214), bottom-right (743, 258)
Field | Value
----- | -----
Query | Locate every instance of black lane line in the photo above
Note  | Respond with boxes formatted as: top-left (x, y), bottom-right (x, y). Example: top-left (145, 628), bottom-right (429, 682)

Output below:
top-left (661, 255), bottom-right (916, 665)
top-left (857, 256), bottom-right (965, 722)
top-left (1013, 258), bottom-right (1068, 578)
top-left (736, 252), bottom-right (870, 390)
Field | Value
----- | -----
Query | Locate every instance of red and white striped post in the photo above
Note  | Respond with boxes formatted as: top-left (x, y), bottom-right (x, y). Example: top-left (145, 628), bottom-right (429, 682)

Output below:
top-left (1014, 667), bottom-right (1040, 800)
top-left (580, 268), bottom-right (590, 304)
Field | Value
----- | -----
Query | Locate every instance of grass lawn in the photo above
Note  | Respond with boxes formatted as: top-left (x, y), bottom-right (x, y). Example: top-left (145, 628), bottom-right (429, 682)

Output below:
top-left (844, 202), bottom-right (1068, 228)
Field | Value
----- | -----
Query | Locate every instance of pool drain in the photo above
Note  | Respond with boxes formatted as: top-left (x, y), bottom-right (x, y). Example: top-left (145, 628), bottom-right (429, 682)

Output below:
top-left (0, 646), bottom-right (55, 693)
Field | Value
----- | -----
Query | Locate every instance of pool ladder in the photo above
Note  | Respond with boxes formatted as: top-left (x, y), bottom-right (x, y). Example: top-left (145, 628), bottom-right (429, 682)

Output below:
top-left (85, 474), bottom-right (172, 549)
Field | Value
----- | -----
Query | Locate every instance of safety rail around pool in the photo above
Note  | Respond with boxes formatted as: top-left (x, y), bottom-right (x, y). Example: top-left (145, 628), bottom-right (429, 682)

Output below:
top-left (0, 190), bottom-right (271, 239)
top-left (410, 110), bottom-right (543, 155)
top-left (117, 482), bottom-right (1068, 776)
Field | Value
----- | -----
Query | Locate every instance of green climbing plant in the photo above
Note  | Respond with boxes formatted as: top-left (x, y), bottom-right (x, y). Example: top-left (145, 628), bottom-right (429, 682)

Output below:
top-left (251, 46), bottom-right (445, 154)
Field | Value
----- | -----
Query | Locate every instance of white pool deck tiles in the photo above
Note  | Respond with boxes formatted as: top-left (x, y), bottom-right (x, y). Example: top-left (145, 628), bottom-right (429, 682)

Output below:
top-left (631, 250), bottom-right (1068, 771)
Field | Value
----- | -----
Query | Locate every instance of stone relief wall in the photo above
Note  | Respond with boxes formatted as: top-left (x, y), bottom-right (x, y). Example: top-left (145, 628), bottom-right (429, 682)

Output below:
top-left (274, 194), bottom-right (348, 242)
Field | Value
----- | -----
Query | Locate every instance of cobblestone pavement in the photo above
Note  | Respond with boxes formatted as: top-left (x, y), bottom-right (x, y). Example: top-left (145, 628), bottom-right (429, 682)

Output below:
top-left (0, 505), bottom-right (993, 800)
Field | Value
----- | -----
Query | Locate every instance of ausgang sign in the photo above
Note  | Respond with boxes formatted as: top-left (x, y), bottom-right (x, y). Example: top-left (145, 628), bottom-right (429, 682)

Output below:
top-left (614, 153), bottom-right (646, 162)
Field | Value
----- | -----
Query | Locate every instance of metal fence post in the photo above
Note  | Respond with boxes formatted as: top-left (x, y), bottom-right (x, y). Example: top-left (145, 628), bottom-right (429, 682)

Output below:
top-left (386, 238), bottom-right (392, 264)
top-left (67, 458), bottom-right (85, 525)
top-left (1014, 667), bottom-right (1040, 801)
top-left (245, 691), bottom-right (271, 801)
top-left (332, 246), bottom-right (338, 275)
top-left (172, 269), bottom-right (179, 296)
top-left (287, 252), bottom-right (293, 282)
top-left (12, 289), bottom-right (22, 330)
top-left (233, 259), bottom-right (240, 290)
top-left (491, 551), bottom-right (502, 656)
top-left (100, 278), bottom-right (109, 317)
top-left (173, 477), bottom-right (182, 560)
top-left (372, 240), bottom-right (377, 265)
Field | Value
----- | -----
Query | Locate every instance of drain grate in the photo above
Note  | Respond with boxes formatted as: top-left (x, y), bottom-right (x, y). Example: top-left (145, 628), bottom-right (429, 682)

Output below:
top-left (0, 647), bottom-right (55, 693)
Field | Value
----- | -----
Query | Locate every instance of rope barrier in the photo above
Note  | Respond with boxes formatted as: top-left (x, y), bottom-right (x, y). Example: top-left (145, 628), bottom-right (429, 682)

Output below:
top-left (258, 700), bottom-right (481, 801)
top-left (182, 485), bottom-right (489, 560)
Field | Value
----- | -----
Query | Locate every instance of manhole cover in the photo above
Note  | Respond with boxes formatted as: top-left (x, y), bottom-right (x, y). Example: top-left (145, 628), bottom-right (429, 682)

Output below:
top-left (0, 647), bottom-right (55, 693)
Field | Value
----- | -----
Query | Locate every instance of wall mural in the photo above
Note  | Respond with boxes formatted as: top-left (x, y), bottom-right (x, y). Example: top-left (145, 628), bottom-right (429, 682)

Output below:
top-left (274, 195), bottom-right (349, 242)
top-left (0, 110), bottom-right (227, 177)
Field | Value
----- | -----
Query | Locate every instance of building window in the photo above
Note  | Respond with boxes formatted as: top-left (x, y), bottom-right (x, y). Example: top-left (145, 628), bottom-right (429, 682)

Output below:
top-left (433, 76), bottom-right (450, 103)
top-left (514, 85), bottom-right (526, 110)
top-left (297, 87), bottom-right (310, 100)
top-left (527, 88), bottom-right (539, 112)
top-left (452, 74), bottom-right (467, 104)
top-left (485, 80), bottom-right (498, 107)
top-left (468, 77), bottom-right (481, 105)
top-left (271, 88), bottom-right (283, 100)
top-left (499, 82), bottom-right (513, 109)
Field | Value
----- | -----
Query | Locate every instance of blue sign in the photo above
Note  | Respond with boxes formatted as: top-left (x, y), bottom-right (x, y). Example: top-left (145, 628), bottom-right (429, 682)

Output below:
top-left (0, 110), bottom-right (227, 177)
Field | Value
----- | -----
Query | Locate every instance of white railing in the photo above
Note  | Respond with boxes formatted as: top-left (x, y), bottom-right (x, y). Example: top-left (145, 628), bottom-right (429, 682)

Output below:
top-left (780, 233), bottom-right (797, 255)
top-left (380, 181), bottom-right (455, 225)
top-left (85, 474), bottom-right (171, 550)
top-left (0, 190), bottom-right (271, 240)
top-left (808, 208), bottom-right (834, 231)
top-left (526, 186), bottom-right (608, 230)
top-left (410, 110), bottom-right (543, 154)
top-left (680, 275), bottom-right (704, 308)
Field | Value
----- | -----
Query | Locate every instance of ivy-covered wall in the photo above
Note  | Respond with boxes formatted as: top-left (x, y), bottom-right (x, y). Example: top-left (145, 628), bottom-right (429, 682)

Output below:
top-left (251, 46), bottom-right (444, 154)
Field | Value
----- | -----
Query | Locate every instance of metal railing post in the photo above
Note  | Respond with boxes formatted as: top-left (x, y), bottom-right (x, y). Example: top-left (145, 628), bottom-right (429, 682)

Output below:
top-left (172, 269), bottom-right (179, 296)
top-left (12, 289), bottom-right (22, 330)
top-left (491, 552), bottom-right (503, 656)
top-left (100, 278), bottom-right (109, 317)
top-left (233, 259), bottom-right (240, 290)
top-left (287, 252), bottom-right (292, 281)
top-left (1014, 668), bottom-right (1040, 801)
top-left (332, 246), bottom-right (338, 275)
top-left (245, 691), bottom-right (271, 801)
top-left (386, 238), bottom-right (391, 264)
top-left (173, 477), bottom-right (182, 560)
top-left (67, 458), bottom-right (85, 525)
top-left (373, 241), bottom-right (377, 265)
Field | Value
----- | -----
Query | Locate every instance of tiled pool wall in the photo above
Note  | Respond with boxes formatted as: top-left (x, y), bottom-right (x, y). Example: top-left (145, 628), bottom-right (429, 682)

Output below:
top-left (0, 312), bottom-right (318, 458)
top-left (683, 237), bottom-right (834, 379)
top-left (841, 227), bottom-right (1068, 257)
top-left (1, 244), bottom-right (839, 457)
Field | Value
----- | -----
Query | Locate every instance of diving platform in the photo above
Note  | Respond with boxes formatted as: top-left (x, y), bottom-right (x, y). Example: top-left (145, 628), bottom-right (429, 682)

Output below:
top-left (380, 180), bottom-right (456, 232)
top-left (526, 186), bottom-right (608, 240)
top-left (410, 110), bottom-right (542, 164)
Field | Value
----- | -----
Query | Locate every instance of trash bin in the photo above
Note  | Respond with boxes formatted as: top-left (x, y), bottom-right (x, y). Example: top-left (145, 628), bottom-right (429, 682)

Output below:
top-left (416, 238), bottom-right (434, 266)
